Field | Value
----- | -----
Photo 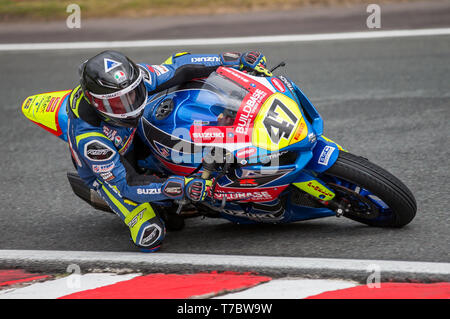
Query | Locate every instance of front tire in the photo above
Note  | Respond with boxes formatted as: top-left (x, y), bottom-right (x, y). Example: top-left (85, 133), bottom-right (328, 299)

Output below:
top-left (322, 152), bottom-right (417, 227)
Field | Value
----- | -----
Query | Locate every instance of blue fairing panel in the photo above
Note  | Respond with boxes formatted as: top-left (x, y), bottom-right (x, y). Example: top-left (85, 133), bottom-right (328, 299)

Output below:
top-left (304, 137), bottom-right (340, 173)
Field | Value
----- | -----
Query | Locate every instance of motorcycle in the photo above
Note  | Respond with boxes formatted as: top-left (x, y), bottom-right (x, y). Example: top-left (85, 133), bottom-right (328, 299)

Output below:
top-left (21, 64), bottom-right (416, 229)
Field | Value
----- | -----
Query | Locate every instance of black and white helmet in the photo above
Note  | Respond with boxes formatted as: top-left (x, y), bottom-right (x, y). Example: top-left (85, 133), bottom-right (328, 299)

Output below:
top-left (79, 50), bottom-right (147, 127)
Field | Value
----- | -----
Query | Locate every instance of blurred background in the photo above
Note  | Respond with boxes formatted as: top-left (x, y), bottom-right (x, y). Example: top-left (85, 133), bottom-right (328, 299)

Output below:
top-left (1, 0), bottom-right (449, 42)
top-left (0, 0), bottom-right (433, 21)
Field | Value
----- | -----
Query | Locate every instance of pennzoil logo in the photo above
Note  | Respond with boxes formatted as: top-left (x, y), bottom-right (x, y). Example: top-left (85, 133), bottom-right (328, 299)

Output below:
top-left (236, 147), bottom-right (257, 158)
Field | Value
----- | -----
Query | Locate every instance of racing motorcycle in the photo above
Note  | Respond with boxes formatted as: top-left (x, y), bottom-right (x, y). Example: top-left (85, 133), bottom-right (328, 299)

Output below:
top-left (21, 64), bottom-right (416, 229)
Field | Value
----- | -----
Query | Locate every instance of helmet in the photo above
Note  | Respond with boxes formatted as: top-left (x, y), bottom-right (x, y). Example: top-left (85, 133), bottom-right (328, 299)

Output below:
top-left (79, 50), bottom-right (147, 127)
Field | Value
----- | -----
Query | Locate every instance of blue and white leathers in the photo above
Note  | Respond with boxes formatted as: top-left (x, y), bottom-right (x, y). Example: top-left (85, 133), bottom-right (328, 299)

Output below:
top-left (66, 52), bottom-right (245, 249)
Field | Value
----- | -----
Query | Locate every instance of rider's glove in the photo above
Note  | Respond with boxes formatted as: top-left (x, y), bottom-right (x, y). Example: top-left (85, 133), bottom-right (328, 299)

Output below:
top-left (240, 51), bottom-right (273, 77)
top-left (161, 176), bottom-right (185, 199)
top-left (185, 177), bottom-right (212, 202)
top-left (162, 176), bottom-right (212, 201)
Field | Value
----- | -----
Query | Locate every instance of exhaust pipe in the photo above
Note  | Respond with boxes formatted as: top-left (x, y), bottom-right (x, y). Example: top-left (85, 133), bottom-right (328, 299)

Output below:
top-left (66, 172), bottom-right (114, 214)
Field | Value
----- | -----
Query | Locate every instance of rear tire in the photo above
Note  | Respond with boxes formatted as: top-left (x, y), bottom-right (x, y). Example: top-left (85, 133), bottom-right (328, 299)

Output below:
top-left (322, 152), bottom-right (416, 227)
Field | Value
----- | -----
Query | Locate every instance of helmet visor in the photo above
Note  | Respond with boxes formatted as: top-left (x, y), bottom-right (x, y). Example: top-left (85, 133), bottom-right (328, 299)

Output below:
top-left (89, 71), bottom-right (147, 118)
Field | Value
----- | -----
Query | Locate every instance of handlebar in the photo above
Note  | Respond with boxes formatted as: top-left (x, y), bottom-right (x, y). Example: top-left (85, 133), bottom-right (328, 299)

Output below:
top-left (201, 169), bottom-right (212, 180)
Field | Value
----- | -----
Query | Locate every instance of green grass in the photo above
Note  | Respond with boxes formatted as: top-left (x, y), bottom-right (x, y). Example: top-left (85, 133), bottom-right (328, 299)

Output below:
top-left (0, 0), bottom-right (415, 22)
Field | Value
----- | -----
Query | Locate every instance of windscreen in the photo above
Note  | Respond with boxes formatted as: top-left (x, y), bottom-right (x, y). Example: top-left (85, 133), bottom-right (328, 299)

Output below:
top-left (200, 72), bottom-right (249, 126)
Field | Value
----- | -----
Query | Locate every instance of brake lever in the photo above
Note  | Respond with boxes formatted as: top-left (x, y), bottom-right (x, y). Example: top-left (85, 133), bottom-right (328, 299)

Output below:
top-left (270, 61), bottom-right (286, 73)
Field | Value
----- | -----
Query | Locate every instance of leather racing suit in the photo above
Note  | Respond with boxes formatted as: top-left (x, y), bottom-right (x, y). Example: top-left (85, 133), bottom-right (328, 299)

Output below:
top-left (66, 51), bottom-right (264, 251)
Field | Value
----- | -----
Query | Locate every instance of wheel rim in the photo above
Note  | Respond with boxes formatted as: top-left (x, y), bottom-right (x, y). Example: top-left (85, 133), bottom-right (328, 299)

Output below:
top-left (323, 176), bottom-right (394, 221)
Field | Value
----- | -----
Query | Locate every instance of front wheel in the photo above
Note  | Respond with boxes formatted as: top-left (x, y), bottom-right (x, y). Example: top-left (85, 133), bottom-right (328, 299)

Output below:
top-left (320, 152), bottom-right (417, 227)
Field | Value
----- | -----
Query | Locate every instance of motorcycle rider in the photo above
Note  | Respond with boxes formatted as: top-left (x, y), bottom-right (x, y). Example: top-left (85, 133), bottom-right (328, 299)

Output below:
top-left (67, 49), bottom-right (272, 252)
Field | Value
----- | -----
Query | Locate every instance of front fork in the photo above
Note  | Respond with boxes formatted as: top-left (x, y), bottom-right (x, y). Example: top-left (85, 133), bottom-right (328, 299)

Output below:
top-left (292, 136), bottom-right (348, 216)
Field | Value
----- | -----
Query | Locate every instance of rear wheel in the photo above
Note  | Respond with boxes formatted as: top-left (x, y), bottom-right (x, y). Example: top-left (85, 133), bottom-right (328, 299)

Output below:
top-left (321, 152), bottom-right (417, 227)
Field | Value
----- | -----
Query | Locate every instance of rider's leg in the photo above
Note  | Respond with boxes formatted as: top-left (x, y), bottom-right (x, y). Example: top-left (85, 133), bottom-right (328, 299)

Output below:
top-left (96, 181), bottom-right (165, 252)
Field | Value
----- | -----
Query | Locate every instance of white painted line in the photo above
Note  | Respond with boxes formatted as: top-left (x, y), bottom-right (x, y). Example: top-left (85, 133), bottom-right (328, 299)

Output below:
top-left (0, 250), bottom-right (449, 279)
top-left (0, 28), bottom-right (449, 51)
top-left (215, 278), bottom-right (357, 299)
top-left (0, 273), bottom-right (140, 299)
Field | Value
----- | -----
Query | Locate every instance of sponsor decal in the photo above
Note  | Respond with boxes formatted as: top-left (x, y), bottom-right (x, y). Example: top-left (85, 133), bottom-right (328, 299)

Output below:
top-left (35, 95), bottom-right (50, 114)
top-left (114, 135), bottom-right (122, 147)
top-left (141, 118), bottom-right (198, 157)
top-left (239, 169), bottom-right (262, 178)
top-left (137, 188), bottom-right (162, 195)
top-left (145, 64), bottom-right (155, 73)
top-left (190, 126), bottom-right (231, 144)
top-left (92, 162), bottom-right (115, 173)
top-left (104, 58), bottom-right (122, 73)
top-left (45, 97), bottom-right (59, 112)
top-left (154, 141), bottom-right (171, 157)
top-left (271, 78), bottom-right (286, 92)
top-left (306, 181), bottom-right (334, 198)
top-left (235, 88), bottom-right (267, 134)
top-left (278, 75), bottom-right (294, 92)
top-left (258, 151), bottom-right (288, 164)
top-left (214, 190), bottom-right (273, 201)
top-left (24, 98), bottom-right (33, 110)
top-left (308, 132), bottom-right (317, 143)
top-left (239, 178), bottom-right (258, 186)
top-left (118, 128), bottom-right (136, 155)
top-left (163, 181), bottom-right (183, 197)
top-left (103, 126), bottom-right (117, 140)
top-left (193, 120), bottom-right (210, 125)
top-left (227, 168), bottom-right (293, 188)
top-left (192, 131), bottom-right (224, 139)
top-left (152, 64), bottom-right (169, 76)
top-left (100, 171), bottom-right (115, 181)
top-left (84, 140), bottom-right (116, 161)
top-left (219, 67), bottom-right (250, 84)
top-left (140, 65), bottom-right (153, 85)
top-left (140, 224), bottom-right (162, 247)
top-left (222, 52), bottom-right (241, 62)
top-left (293, 120), bottom-right (306, 141)
top-left (236, 147), bottom-right (257, 158)
top-left (211, 185), bottom-right (288, 202)
top-left (127, 209), bottom-right (145, 228)
top-left (114, 70), bottom-right (127, 83)
top-left (189, 126), bottom-right (250, 145)
top-left (191, 56), bottom-right (220, 63)
top-left (318, 146), bottom-right (336, 166)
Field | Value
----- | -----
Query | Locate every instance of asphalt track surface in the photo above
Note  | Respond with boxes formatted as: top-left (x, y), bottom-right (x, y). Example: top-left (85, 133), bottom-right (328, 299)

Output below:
top-left (0, 4), bottom-right (449, 265)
